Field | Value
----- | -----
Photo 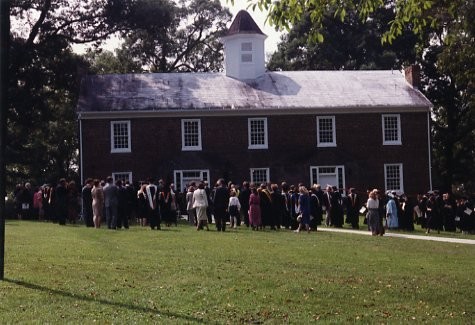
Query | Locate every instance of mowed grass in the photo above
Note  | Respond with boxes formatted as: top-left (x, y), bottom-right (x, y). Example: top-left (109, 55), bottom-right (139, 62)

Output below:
top-left (1, 221), bottom-right (474, 324)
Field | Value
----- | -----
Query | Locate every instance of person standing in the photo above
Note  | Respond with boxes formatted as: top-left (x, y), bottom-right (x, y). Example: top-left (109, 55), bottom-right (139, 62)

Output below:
top-left (193, 182), bottom-right (209, 231)
top-left (270, 183), bottom-right (284, 229)
top-left (322, 185), bottom-right (333, 226)
top-left (103, 176), bottom-right (119, 229)
top-left (136, 183), bottom-right (148, 227)
top-left (213, 178), bottom-right (229, 231)
top-left (367, 189), bottom-right (384, 236)
top-left (248, 187), bottom-right (261, 230)
top-left (239, 181), bottom-right (251, 227)
top-left (55, 179), bottom-right (68, 225)
top-left (386, 192), bottom-right (399, 230)
top-left (159, 183), bottom-right (173, 227)
top-left (295, 186), bottom-right (311, 233)
top-left (259, 183), bottom-right (273, 230)
top-left (442, 193), bottom-right (457, 232)
top-left (116, 180), bottom-right (129, 229)
top-left (91, 179), bottom-right (104, 228)
top-left (228, 190), bottom-right (241, 229)
top-left (82, 178), bottom-right (94, 227)
top-left (346, 188), bottom-right (360, 229)
top-left (186, 185), bottom-right (196, 225)
top-left (146, 178), bottom-right (160, 230)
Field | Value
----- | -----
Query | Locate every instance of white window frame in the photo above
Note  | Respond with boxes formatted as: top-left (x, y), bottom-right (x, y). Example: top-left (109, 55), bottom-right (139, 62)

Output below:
top-left (112, 172), bottom-right (132, 184)
top-left (241, 41), bottom-right (253, 63)
top-left (250, 168), bottom-right (270, 185)
top-left (110, 120), bottom-right (131, 153)
top-left (382, 114), bottom-right (402, 145)
top-left (316, 116), bottom-right (336, 147)
top-left (181, 119), bottom-right (202, 151)
top-left (174, 170), bottom-right (210, 193)
top-left (310, 166), bottom-right (345, 192)
top-left (384, 163), bottom-right (404, 192)
top-left (248, 117), bottom-right (268, 149)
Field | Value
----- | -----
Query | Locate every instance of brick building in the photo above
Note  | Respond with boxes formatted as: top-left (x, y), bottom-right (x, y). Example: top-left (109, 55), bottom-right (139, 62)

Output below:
top-left (77, 10), bottom-right (433, 195)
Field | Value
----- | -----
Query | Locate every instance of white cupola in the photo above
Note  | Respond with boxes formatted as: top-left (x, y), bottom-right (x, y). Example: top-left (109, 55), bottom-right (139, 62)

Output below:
top-left (221, 10), bottom-right (267, 80)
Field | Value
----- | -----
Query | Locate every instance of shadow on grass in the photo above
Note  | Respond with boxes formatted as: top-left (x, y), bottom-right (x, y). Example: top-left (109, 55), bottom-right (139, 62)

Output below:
top-left (3, 278), bottom-right (205, 323)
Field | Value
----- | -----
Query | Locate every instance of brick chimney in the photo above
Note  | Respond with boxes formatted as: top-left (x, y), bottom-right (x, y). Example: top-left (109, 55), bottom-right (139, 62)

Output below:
top-left (404, 64), bottom-right (421, 89)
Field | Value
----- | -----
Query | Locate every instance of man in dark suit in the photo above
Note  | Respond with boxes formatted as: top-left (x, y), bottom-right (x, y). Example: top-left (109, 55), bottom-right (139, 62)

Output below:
top-left (213, 178), bottom-right (229, 231)
top-left (116, 180), bottom-right (129, 229)
top-left (103, 176), bottom-right (119, 229)
top-left (81, 178), bottom-right (94, 227)
top-left (239, 181), bottom-right (251, 227)
top-left (346, 187), bottom-right (360, 229)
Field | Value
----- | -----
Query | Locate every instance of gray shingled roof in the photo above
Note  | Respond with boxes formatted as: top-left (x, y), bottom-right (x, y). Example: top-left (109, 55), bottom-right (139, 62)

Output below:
top-left (77, 70), bottom-right (432, 114)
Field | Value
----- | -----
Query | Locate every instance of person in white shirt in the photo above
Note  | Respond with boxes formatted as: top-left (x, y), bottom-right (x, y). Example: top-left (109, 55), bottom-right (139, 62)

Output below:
top-left (228, 190), bottom-right (241, 229)
top-left (192, 182), bottom-right (209, 231)
top-left (367, 189), bottom-right (384, 236)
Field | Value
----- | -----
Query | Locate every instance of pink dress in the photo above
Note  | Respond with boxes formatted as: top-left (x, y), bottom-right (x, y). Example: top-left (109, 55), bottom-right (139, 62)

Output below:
top-left (248, 193), bottom-right (261, 227)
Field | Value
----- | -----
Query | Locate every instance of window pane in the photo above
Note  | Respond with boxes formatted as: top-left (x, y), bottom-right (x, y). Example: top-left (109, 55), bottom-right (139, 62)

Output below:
top-left (112, 172), bottom-right (131, 183)
top-left (318, 118), bottom-right (334, 143)
top-left (241, 42), bottom-right (252, 51)
top-left (113, 122), bottom-right (129, 149)
top-left (183, 121), bottom-right (199, 147)
top-left (386, 165), bottom-right (401, 190)
top-left (241, 53), bottom-right (253, 62)
top-left (383, 115), bottom-right (401, 144)
top-left (250, 119), bottom-right (266, 146)
top-left (251, 169), bottom-right (268, 184)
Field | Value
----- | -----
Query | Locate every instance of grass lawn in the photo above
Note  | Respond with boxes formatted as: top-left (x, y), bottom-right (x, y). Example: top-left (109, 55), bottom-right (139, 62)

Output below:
top-left (1, 220), bottom-right (474, 324)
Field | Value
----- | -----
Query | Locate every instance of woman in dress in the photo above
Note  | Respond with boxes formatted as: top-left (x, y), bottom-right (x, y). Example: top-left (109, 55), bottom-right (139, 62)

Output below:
top-left (295, 186), bottom-right (311, 233)
top-left (367, 189), bottom-right (384, 236)
top-left (91, 179), bottom-right (104, 228)
top-left (248, 187), bottom-right (261, 230)
top-left (192, 182), bottom-right (209, 230)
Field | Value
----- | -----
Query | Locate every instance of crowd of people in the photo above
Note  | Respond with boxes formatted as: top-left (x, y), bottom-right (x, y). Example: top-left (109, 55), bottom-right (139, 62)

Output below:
top-left (11, 177), bottom-right (475, 235)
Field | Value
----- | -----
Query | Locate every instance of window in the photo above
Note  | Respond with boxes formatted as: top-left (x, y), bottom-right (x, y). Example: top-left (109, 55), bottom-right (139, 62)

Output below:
top-left (384, 164), bottom-right (404, 192)
top-left (248, 118), bottom-right (268, 149)
top-left (241, 42), bottom-right (253, 63)
top-left (317, 116), bottom-right (336, 147)
top-left (181, 119), bottom-right (202, 151)
top-left (174, 170), bottom-right (210, 192)
top-left (382, 114), bottom-right (402, 145)
top-left (112, 172), bottom-right (132, 184)
top-left (250, 168), bottom-right (269, 185)
top-left (310, 166), bottom-right (345, 191)
top-left (111, 121), bottom-right (131, 153)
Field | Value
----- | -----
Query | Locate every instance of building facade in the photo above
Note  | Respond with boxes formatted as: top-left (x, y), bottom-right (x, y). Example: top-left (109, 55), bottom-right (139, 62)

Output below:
top-left (77, 10), bottom-right (433, 195)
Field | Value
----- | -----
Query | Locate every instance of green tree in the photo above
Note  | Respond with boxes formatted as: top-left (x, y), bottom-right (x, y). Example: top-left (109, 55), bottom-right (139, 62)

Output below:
top-left (112, 0), bottom-right (232, 72)
top-left (85, 48), bottom-right (143, 74)
top-left (420, 1), bottom-right (475, 194)
top-left (268, 7), bottom-right (419, 71)
top-left (235, 0), bottom-right (442, 43)
top-left (8, 0), bottom-right (121, 187)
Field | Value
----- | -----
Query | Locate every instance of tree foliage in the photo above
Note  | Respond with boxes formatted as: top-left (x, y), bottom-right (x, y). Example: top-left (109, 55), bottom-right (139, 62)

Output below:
top-left (8, 0), bottom-right (118, 187)
top-left (268, 6), bottom-right (419, 71)
top-left (234, 0), bottom-right (437, 44)
top-left (92, 0), bottom-right (232, 73)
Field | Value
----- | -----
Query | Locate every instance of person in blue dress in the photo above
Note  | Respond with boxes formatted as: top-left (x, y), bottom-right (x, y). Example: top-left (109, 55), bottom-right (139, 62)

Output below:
top-left (295, 186), bottom-right (311, 233)
top-left (386, 192), bottom-right (399, 230)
